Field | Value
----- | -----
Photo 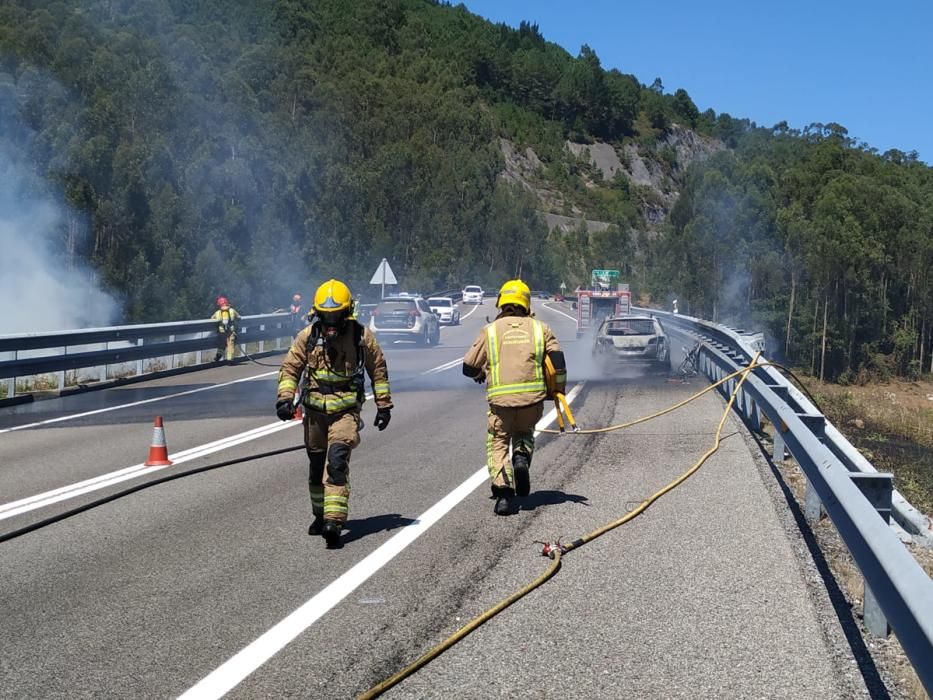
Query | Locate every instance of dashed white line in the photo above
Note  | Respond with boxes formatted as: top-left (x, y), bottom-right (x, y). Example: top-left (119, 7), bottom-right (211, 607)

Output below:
top-left (178, 383), bottom-right (584, 700)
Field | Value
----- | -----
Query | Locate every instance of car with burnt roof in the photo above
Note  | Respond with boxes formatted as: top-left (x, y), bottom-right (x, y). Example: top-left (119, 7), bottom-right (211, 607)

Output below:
top-left (592, 314), bottom-right (670, 369)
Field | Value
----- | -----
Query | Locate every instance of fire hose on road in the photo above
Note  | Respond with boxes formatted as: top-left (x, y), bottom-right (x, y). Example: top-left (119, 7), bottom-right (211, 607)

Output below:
top-left (358, 353), bottom-right (763, 699)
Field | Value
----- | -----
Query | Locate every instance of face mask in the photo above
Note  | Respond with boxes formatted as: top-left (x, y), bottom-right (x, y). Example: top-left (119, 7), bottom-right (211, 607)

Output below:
top-left (318, 312), bottom-right (345, 338)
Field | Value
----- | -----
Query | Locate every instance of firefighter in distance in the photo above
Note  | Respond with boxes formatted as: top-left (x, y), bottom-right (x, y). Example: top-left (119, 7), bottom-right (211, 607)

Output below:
top-left (275, 279), bottom-right (393, 547)
top-left (289, 293), bottom-right (306, 336)
top-left (211, 296), bottom-right (240, 362)
top-left (462, 279), bottom-right (567, 515)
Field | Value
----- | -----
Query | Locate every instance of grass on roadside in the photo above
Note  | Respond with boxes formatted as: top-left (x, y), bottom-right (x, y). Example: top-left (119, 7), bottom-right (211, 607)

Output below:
top-left (800, 377), bottom-right (933, 517)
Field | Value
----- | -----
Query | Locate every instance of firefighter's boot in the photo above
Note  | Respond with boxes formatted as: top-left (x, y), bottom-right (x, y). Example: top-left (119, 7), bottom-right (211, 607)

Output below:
top-left (322, 520), bottom-right (342, 548)
top-left (493, 487), bottom-right (516, 516)
top-left (513, 452), bottom-right (531, 497)
top-left (308, 517), bottom-right (325, 536)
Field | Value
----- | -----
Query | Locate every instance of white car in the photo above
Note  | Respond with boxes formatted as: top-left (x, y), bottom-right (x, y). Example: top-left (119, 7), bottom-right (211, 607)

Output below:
top-left (461, 285), bottom-right (484, 304)
top-left (427, 297), bottom-right (460, 325)
top-left (592, 315), bottom-right (671, 369)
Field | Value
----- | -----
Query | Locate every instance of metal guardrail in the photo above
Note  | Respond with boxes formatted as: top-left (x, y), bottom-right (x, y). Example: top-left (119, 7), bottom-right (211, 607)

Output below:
top-left (0, 313), bottom-right (294, 400)
top-left (633, 306), bottom-right (933, 693)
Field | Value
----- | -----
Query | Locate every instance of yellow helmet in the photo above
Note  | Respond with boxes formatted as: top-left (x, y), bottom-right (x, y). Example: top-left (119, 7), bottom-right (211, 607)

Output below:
top-left (313, 279), bottom-right (353, 314)
top-left (497, 279), bottom-right (531, 312)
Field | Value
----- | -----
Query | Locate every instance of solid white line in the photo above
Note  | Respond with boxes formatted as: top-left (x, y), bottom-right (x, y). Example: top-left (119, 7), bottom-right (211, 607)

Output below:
top-left (539, 302), bottom-right (578, 323)
top-left (178, 383), bottom-right (584, 700)
top-left (0, 421), bottom-right (296, 521)
top-left (459, 302), bottom-right (482, 321)
top-left (0, 371), bottom-right (278, 435)
top-left (0, 346), bottom-right (470, 518)
top-left (3, 311), bottom-right (485, 437)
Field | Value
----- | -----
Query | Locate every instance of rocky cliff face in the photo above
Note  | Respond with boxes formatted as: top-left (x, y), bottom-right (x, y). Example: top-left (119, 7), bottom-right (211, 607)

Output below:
top-left (500, 126), bottom-right (723, 233)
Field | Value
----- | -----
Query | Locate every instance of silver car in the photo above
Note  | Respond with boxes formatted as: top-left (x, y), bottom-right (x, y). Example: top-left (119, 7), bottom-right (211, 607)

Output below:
top-left (370, 297), bottom-right (440, 345)
top-left (592, 315), bottom-right (670, 368)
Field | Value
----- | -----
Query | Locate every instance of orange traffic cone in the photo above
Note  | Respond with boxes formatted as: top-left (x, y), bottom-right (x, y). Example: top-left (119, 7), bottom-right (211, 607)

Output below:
top-left (145, 416), bottom-right (173, 466)
top-left (292, 404), bottom-right (303, 421)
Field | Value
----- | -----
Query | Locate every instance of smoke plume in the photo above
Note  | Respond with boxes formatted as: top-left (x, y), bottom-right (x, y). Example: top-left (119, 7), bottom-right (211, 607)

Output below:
top-left (0, 147), bottom-right (119, 335)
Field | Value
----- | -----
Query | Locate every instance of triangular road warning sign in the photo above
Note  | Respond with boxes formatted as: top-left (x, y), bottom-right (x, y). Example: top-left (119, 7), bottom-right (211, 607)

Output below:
top-left (369, 258), bottom-right (398, 285)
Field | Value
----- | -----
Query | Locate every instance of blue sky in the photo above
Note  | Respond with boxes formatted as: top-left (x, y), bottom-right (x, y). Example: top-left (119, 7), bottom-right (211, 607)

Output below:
top-left (460, 1), bottom-right (932, 163)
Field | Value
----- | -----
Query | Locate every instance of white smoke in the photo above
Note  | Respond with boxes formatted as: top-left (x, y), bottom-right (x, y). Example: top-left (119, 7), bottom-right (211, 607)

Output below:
top-left (0, 149), bottom-right (119, 334)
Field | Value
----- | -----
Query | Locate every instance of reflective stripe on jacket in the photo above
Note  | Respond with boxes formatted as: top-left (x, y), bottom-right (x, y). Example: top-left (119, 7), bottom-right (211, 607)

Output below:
top-left (211, 307), bottom-right (239, 334)
top-left (485, 318), bottom-right (546, 401)
top-left (463, 315), bottom-right (561, 408)
top-left (276, 322), bottom-right (393, 415)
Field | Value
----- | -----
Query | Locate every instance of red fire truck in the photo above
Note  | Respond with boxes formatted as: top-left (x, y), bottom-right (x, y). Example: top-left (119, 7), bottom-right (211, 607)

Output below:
top-left (574, 270), bottom-right (632, 337)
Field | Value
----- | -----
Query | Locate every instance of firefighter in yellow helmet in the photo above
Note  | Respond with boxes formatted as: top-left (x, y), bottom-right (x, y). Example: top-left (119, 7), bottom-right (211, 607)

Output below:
top-left (211, 296), bottom-right (241, 362)
top-left (274, 279), bottom-right (393, 547)
top-left (462, 279), bottom-right (566, 515)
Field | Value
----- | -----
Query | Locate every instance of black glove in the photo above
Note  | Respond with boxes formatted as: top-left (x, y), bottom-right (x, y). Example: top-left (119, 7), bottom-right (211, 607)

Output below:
top-left (473, 373), bottom-right (486, 384)
top-left (374, 408), bottom-right (391, 431)
top-left (276, 398), bottom-right (296, 421)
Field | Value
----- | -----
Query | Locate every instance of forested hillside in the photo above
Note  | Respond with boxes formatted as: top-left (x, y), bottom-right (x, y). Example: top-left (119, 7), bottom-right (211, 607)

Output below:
top-left (1, 0), bottom-right (931, 379)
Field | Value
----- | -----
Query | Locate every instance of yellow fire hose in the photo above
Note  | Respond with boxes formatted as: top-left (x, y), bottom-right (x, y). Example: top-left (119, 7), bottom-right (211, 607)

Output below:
top-left (358, 354), bottom-right (762, 699)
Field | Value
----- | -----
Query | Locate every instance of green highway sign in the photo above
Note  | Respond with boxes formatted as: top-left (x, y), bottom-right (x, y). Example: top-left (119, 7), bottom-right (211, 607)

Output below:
top-left (591, 269), bottom-right (620, 278)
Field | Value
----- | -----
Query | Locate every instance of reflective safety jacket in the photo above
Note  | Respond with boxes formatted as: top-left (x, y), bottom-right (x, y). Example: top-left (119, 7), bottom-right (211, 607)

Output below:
top-left (463, 315), bottom-right (564, 408)
top-left (211, 306), bottom-right (240, 334)
top-left (276, 321), bottom-right (392, 415)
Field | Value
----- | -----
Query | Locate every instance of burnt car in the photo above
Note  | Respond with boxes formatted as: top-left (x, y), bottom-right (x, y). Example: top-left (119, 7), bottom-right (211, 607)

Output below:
top-left (592, 315), bottom-right (670, 368)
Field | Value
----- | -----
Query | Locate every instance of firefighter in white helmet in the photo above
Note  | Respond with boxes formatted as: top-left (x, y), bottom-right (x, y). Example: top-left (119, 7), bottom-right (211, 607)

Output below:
top-left (462, 279), bottom-right (566, 515)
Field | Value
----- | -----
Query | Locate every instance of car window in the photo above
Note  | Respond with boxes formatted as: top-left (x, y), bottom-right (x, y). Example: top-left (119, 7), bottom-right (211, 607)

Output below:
top-left (604, 319), bottom-right (656, 336)
top-left (464, 286), bottom-right (481, 293)
top-left (377, 300), bottom-right (415, 312)
top-left (429, 299), bottom-right (451, 307)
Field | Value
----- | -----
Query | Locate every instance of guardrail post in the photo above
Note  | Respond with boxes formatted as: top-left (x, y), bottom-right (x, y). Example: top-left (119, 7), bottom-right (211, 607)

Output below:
top-left (853, 473), bottom-right (895, 636)
top-left (5, 350), bottom-right (14, 399)
top-left (797, 414), bottom-right (827, 522)
top-left (57, 347), bottom-right (66, 393)
top-left (849, 473), bottom-right (894, 637)
top-left (136, 338), bottom-right (144, 377)
top-left (766, 385), bottom-right (789, 460)
top-left (259, 324), bottom-right (265, 353)
top-left (169, 335), bottom-right (175, 369)
top-left (97, 342), bottom-right (108, 384)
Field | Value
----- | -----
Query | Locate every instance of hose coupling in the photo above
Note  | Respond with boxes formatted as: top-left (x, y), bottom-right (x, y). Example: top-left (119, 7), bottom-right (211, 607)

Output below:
top-left (535, 539), bottom-right (566, 559)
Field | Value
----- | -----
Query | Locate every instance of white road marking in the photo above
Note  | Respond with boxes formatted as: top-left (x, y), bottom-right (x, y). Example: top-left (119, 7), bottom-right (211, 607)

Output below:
top-left (539, 302), bottom-right (578, 323)
top-left (178, 383), bottom-right (584, 700)
top-left (2, 343), bottom-right (472, 436)
top-left (459, 302), bottom-right (482, 321)
top-left (422, 358), bottom-right (462, 375)
top-left (0, 419), bottom-right (298, 521)
top-left (0, 353), bottom-right (473, 519)
top-left (0, 371), bottom-right (278, 435)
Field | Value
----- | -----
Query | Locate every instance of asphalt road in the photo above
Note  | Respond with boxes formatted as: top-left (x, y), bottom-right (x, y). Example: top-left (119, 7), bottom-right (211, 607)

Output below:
top-left (0, 300), bottom-right (871, 698)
